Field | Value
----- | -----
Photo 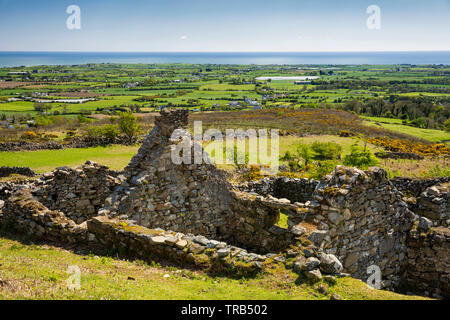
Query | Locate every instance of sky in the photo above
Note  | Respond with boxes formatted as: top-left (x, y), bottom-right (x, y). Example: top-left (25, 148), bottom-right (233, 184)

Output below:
top-left (0, 0), bottom-right (449, 52)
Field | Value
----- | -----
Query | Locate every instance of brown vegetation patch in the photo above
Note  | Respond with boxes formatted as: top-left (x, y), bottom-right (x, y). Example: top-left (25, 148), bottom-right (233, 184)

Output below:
top-left (0, 81), bottom-right (33, 88)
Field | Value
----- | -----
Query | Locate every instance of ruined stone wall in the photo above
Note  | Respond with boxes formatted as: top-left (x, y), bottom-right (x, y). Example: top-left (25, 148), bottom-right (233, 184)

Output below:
top-left (391, 177), bottom-right (450, 197)
top-left (236, 177), bottom-right (318, 203)
top-left (272, 177), bottom-right (319, 204)
top-left (228, 191), bottom-right (303, 252)
top-left (415, 184), bottom-right (449, 227)
top-left (406, 227), bottom-right (450, 299)
top-left (99, 109), bottom-right (306, 252)
top-left (289, 166), bottom-right (416, 288)
top-left (0, 166), bottom-right (35, 177)
top-left (1, 108), bottom-right (448, 297)
top-left (101, 109), bottom-right (235, 240)
top-left (0, 188), bottom-right (91, 244)
top-left (88, 216), bottom-right (267, 276)
top-left (236, 177), bottom-right (275, 196)
top-left (33, 161), bottom-right (123, 224)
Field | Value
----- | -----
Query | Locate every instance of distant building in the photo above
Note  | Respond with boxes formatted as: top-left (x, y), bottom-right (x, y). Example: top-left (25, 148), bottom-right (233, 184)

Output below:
top-left (32, 92), bottom-right (48, 97)
top-left (125, 82), bottom-right (140, 89)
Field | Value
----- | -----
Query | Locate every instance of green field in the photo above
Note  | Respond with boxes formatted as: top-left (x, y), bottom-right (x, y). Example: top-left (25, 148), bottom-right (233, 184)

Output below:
top-left (0, 145), bottom-right (138, 173)
top-left (363, 116), bottom-right (450, 143)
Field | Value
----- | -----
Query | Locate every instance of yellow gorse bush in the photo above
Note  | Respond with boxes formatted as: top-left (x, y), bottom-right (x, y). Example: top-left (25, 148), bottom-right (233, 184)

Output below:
top-left (368, 136), bottom-right (450, 157)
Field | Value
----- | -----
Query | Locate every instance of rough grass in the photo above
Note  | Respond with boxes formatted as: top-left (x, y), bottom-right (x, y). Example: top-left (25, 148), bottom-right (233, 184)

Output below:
top-left (0, 235), bottom-right (429, 300)
top-left (191, 109), bottom-right (427, 143)
top-left (0, 135), bottom-right (440, 178)
top-left (363, 117), bottom-right (450, 143)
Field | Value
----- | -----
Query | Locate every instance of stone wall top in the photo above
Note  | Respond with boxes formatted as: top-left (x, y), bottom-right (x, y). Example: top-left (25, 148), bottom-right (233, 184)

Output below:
top-left (155, 108), bottom-right (189, 136)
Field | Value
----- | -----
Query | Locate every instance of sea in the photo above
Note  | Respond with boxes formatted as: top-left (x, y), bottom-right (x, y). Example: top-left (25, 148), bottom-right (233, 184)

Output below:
top-left (0, 51), bottom-right (449, 67)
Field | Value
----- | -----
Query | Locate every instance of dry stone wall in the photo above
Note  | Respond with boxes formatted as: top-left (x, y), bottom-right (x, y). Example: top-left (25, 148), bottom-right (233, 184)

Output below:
top-left (32, 161), bottom-right (123, 224)
top-left (0, 188), bottom-right (91, 244)
top-left (287, 166), bottom-right (416, 288)
top-left (237, 177), bottom-right (318, 204)
top-left (406, 227), bottom-right (450, 299)
top-left (391, 177), bottom-right (450, 197)
top-left (272, 177), bottom-right (319, 203)
top-left (87, 216), bottom-right (268, 277)
top-left (415, 184), bottom-right (449, 227)
top-left (100, 109), bottom-right (292, 252)
top-left (0, 166), bottom-right (35, 177)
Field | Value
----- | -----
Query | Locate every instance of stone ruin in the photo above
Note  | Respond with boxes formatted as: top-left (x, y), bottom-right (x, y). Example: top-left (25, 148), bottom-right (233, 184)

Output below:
top-left (101, 109), bottom-right (235, 239)
top-left (0, 109), bottom-right (449, 299)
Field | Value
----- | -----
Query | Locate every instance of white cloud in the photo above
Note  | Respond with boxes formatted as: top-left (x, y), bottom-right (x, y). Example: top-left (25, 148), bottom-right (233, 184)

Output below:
top-left (180, 35), bottom-right (188, 40)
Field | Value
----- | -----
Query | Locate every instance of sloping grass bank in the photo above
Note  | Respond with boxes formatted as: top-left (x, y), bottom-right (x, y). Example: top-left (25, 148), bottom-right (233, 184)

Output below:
top-left (0, 235), bottom-right (428, 300)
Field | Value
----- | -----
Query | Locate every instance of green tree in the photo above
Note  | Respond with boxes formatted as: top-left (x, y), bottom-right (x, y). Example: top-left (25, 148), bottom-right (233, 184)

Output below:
top-left (343, 143), bottom-right (379, 169)
top-left (295, 143), bottom-right (314, 166)
top-left (444, 118), bottom-right (450, 132)
top-left (118, 112), bottom-right (142, 143)
top-left (33, 102), bottom-right (51, 113)
top-left (311, 141), bottom-right (342, 160)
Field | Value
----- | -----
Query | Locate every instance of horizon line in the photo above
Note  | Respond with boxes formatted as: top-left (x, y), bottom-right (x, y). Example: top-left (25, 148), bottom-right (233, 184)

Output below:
top-left (1, 50), bottom-right (450, 53)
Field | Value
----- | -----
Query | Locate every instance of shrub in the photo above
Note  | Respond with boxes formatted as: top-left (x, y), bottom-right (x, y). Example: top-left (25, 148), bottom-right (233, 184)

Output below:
top-left (34, 115), bottom-right (54, 126)
top-left (77, 115), bottom-right (94, 124)
top-left (22, 131), bottom-right (38, 140)
top-left (118, 112), bottom-right (142, 143)
top-left (280, 150), bottom-right (294, 161)
top-left (43, 133), bottom-right (58, 140)
top-left (367, 136), bottom-right (450, 156)
top-left (444, 119), bottom-right (450, 133)
top-left (310, 160), bottom-right (337, 179)
top-left (339, 130), bottom-right (354, 137)
top-left (248, 165), bottom-right (264, 181)
top-left (86, 125), bottom-right (120, 142)
top-left (311, 141), bottom-right (342, 160)
top-left (343, 144), bottom-right (379, 169)
top-left (296, 143), bottom-right (314, 166)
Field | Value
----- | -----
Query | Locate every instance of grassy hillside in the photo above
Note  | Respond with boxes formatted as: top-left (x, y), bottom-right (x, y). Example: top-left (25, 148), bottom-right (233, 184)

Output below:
top-left (0, 234), bottom-right (429, 300)
top-left (363, 116), bottom-right (450, 143)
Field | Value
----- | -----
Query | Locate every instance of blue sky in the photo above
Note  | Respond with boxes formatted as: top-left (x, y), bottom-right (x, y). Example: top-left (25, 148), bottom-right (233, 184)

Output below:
top-left (0, 0), bottom-right (449, 52)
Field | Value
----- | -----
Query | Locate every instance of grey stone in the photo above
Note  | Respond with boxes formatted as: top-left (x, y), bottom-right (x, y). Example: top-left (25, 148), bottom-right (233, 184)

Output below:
top-left (217, 248), bottom-right (231, 258)
top-left (290, 225), bottom-right (307, 236)
top-left (308, 230), bottom-right (328, 245)
top-left (319, 253), bottom-right (343, 274)
top-left (305, 257), bottom-right (321, 271)
top-left (305, 269), bottom-right (322, 282)
top-left (418, 217), bottom-right (433, 231)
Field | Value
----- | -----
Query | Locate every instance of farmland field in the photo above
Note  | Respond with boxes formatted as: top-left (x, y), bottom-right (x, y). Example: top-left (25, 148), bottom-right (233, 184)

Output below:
top-left (1, 63), bottom-right (449, 179)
